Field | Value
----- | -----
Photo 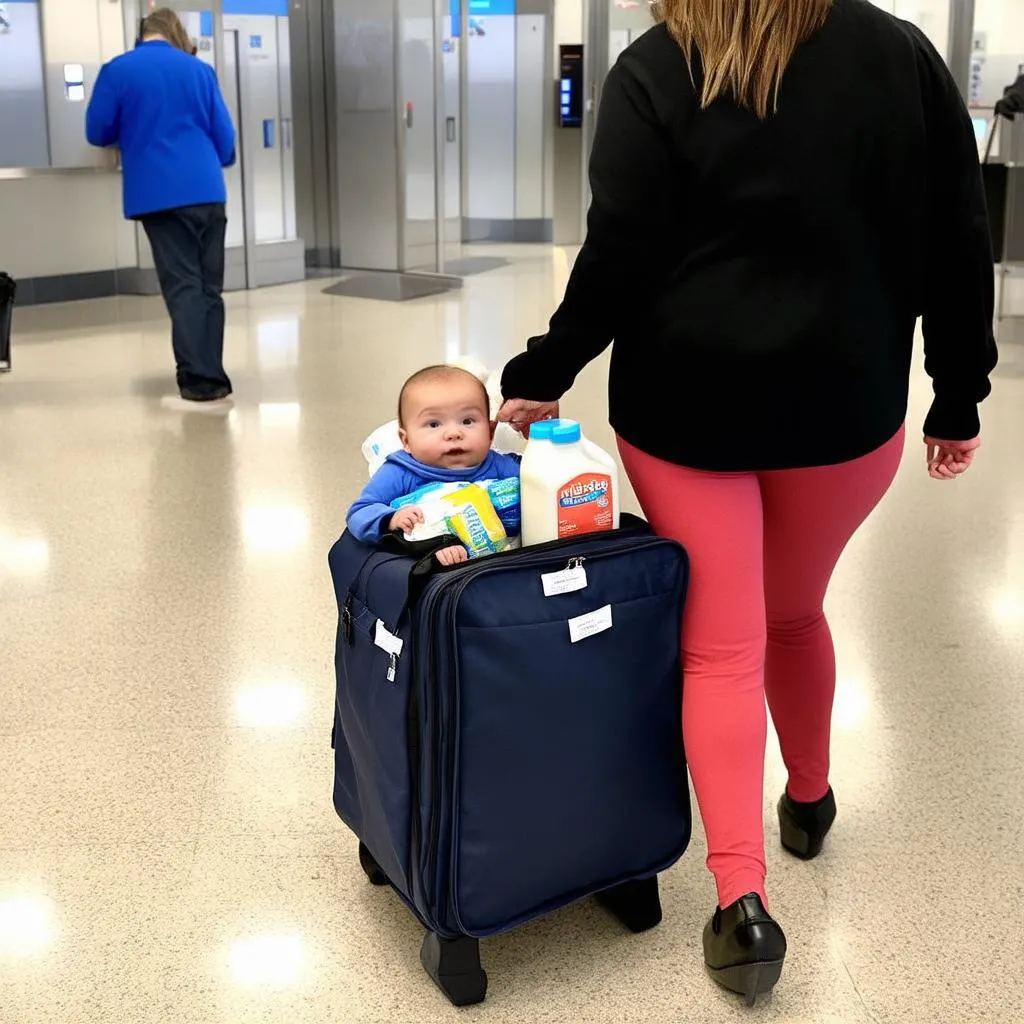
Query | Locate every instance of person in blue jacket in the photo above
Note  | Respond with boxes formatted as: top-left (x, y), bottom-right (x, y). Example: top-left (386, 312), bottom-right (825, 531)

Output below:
top-left (86, 8), bottom-right (237, 404)
top-left (348, 366), bottom-right (521, 565)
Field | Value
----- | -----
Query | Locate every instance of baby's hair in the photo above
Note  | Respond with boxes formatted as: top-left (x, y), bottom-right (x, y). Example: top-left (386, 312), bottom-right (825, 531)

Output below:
top-left (398, 365), bottom-right (489, 426)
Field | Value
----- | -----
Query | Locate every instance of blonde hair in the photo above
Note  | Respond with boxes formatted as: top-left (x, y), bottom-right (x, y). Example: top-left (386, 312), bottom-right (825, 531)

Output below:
top-left (142, 7), bottom-right (195, 54)
top-left (651, 0), bottom-right (832, 118)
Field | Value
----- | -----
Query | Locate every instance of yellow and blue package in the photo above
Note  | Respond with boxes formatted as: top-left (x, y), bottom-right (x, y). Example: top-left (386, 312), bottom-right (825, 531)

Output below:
top-left (482, 477), bottom-right (521, 538)
top-left (391, 482), bottom-right (512, 558)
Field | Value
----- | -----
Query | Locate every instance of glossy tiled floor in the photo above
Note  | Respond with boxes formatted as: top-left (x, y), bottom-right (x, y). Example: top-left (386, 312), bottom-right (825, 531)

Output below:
top-left (2, 247), bottom-right (1023, 1023)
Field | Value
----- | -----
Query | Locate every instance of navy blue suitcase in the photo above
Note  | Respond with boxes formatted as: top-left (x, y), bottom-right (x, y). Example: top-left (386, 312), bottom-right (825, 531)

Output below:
top-left (328, 514), bottom-right (691, 1004)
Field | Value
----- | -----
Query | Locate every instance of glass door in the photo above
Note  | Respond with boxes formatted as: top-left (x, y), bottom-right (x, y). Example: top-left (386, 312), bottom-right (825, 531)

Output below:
top-left (398, 0), bottom-right (440, 273)
top-left (971, 0), bottom-right (1024, 110)
top-left (396, 0), bottom-right (465, 276)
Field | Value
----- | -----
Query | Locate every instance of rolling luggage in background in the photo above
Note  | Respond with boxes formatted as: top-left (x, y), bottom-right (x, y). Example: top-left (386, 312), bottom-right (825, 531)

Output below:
top-left (328, 514), bottom-right (691, 1005)
top-left (0, 273), bottom-right (15, 373)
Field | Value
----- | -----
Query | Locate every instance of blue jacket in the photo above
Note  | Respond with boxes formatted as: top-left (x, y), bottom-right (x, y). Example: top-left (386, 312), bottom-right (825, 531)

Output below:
top-left (86, 41), bottom-right (236, 219)
top-left (347, 450), bottom-right (522, 544)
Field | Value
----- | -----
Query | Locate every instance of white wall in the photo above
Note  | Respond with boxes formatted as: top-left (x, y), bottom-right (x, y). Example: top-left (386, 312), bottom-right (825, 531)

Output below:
top-left (975, 0), bottom-right (1024, 48)
top-left (554, 0), bottom-right (582, 73)
top-left (870, 0), bottom-right (949, 55)
top-left (0, 0), bottom-right (135, 280)
top-left (0, 175), bottom-right (135, 280)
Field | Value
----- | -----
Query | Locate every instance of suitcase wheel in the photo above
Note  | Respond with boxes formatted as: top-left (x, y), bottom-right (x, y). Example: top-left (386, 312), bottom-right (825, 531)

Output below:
top-left (596, 876), bottom-right (664, 934)
top-left (420, 931), bottom-right (488, 1007)
top-left (358, 842), bottom-right (390, 887)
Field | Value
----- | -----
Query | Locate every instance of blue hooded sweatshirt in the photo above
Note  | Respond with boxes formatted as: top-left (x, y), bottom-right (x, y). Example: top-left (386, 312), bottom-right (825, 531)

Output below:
top-left (347, 450), bottom-right (522, 544)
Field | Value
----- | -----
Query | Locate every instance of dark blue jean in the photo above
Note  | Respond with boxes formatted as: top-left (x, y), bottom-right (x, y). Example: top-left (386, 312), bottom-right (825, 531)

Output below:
top-left (142, 203), bottom-right (232, 397)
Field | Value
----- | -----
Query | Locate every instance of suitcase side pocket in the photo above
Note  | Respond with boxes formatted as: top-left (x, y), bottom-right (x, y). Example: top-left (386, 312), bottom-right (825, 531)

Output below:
top-left (334, 596), bottom-right (415, 902)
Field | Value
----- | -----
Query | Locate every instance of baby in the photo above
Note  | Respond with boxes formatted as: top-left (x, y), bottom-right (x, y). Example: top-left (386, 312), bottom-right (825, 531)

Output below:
top-left (347, 365), bottom-right (522, 565)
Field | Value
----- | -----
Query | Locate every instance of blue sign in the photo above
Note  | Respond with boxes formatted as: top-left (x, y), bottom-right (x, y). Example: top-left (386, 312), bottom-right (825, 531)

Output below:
top-left (249, 34), bottom-right (262, 49)
top-left (449, 0), bottom-right (516, 20)
top-left (223, 0), bottom-right (289, 14)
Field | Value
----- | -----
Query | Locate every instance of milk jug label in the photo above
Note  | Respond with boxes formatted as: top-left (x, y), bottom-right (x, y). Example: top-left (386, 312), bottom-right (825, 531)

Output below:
top-left (557, 473), bottom-right (613, 538)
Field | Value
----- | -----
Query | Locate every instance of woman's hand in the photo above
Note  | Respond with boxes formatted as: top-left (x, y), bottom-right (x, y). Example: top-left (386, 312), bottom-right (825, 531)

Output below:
top-left (496, 399), bottom-right (560, 438)
top-left (924, 436), bottom-right (981, 480)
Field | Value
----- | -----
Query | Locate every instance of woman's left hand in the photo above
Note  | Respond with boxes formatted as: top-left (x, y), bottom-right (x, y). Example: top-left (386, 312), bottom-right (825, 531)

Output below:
top-left (496, 399), bottom-right (560, 437)
top-left (924, 436), bottom-right (981, 480)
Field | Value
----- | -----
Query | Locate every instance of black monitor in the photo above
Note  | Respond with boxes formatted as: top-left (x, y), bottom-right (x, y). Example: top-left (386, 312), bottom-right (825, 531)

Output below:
top-left (559, 45), bottom-right (584, 129)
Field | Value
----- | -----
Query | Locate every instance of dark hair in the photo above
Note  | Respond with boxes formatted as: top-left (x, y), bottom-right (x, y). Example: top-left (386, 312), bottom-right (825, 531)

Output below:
top-left (398, 365), bottom-right (489, 427)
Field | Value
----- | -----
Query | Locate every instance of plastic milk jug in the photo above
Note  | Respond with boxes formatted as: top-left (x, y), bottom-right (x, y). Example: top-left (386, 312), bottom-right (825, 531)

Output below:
top-left (520, 419), bottom-right (620, 546)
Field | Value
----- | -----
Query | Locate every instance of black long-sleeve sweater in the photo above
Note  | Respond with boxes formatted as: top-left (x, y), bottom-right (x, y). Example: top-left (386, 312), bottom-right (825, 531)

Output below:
top-left (502, 0), bottom-right (998, 472)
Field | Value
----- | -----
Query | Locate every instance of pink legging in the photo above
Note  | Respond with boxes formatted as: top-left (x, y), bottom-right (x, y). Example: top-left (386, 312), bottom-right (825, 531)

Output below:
top-left (618, 427), bottom-right (905, 909)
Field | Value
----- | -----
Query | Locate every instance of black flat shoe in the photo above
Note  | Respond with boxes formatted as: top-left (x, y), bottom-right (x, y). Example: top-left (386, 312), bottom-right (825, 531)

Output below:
top-left (778, 787), bottom-right (837, 860)
top-left (703, 894), bottom-right (787, 1007)
top-left (180, 386), bottom-right (232, 402)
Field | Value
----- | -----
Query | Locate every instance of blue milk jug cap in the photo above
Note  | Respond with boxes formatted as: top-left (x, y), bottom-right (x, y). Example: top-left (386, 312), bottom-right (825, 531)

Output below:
top-left (528, 420), bottom-right (556, 440)
top-left (552, 422), bottom-right (582, 445)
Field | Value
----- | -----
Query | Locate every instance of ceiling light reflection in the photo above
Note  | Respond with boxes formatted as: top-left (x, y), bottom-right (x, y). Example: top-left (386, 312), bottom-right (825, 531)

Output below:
top-left (0, 894), bottom-right (59, 958)
top-left (258, 402), bottom-right (302, 431)
top-left (228, 932), bottom-right (306, 989)
top-left (256, 319), bottom-right (300, 371)
top-left (243, 506), bottom-right (309, 553)
top-left (990, 588), bottom-right (1024, 631)
top-left (235, 681), bottom-right (309, 729)
top-left (833, 675), bottom-right (870, 730)
top-left (0, 537), bottom-right (50, 575)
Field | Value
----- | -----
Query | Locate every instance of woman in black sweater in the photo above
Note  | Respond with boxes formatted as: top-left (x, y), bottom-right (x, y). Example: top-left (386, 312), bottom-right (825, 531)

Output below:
top-left (500, 0), bottom-right (996, 1006)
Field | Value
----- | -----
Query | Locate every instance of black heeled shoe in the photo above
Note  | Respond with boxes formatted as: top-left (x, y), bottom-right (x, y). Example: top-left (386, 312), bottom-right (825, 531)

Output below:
top-left (778, 787), bottom-right (837, 860)
top-left (703, 894), bottom-right (787, 1007)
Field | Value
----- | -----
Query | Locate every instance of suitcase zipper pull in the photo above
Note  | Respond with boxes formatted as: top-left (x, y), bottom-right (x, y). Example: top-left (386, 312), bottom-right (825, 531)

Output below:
top-left (386, 652), bottom-right (398, 683)
top-left (568, 556), bottom-right (586, 570)
top-left (342, 594), bottom-right (355, 645)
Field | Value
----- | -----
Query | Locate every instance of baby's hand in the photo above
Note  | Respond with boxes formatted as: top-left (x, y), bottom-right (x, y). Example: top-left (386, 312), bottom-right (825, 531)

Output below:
top-left (389, 506), bottom-right (424, 535)
top-left (435, 545), bottom-right (469, 567)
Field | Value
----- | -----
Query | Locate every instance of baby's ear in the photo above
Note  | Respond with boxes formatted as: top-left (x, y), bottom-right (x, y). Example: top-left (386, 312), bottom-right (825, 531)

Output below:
top-left (398, 427), bottom-right (411, 451)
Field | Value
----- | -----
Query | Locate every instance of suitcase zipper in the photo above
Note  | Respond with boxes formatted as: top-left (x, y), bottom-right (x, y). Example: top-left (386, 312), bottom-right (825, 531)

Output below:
top-left (421, 534), bottom-right (676, 925)
top-left (417, 578), bottom-right (450, 914)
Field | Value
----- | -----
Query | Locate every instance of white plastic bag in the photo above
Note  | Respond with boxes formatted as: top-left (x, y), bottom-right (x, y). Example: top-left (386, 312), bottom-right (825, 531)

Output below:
top-left (361, 419), bottom-right (403, 478)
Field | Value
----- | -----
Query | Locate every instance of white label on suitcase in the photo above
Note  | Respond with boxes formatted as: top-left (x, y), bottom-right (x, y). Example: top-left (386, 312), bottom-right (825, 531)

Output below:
top-left (541, 565), bottom-right (588, 597)
top-left (568, 604), bottom-right (613, 643)
top-left (374, 620), bottom-right (404, 658)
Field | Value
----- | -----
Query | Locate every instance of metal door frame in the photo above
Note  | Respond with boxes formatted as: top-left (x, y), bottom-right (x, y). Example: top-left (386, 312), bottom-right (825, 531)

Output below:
top-left (221, 16), bottom-right (259, 288)
top-left (947, 0), bottom-right (976, 102)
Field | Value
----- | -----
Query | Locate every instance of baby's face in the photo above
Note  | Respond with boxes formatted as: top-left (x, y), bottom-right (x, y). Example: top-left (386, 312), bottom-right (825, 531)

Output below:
top-left (400, 377), bottom-right (493, 469)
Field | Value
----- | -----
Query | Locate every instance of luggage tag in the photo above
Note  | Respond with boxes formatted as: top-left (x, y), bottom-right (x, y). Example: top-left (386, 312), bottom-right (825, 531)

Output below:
top-left (374, 620), bottom-right (404, 682)
top-left (542, 557), bottom-right (588, 598)
top-left (568, 604), bottom-right (613, 644)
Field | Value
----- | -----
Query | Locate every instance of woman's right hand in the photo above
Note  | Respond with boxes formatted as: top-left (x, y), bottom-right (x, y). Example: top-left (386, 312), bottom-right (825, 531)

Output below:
top-left (496, 399), bottom-right (560, 438)
top-left (925, 436), bottom-right (981, 480)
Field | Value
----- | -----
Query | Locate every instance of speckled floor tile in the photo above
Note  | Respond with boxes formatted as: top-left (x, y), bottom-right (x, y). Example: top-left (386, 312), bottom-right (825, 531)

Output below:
top-left (1, 249), bottom-right (1023, 1022)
